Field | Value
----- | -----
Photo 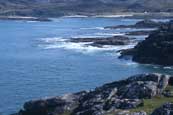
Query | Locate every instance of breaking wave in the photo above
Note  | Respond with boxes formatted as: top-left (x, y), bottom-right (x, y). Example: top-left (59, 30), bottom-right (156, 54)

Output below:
top-left (39, 37), bottom-right (136, 54)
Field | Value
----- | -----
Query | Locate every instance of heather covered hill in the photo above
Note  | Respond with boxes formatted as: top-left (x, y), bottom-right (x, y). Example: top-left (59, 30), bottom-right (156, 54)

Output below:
top-left (0, 0), bottom-right (173, 17)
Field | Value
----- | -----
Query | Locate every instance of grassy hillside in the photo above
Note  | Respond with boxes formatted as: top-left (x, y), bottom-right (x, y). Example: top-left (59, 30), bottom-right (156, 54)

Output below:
top-left (0, 0), bottom-right (173, 17)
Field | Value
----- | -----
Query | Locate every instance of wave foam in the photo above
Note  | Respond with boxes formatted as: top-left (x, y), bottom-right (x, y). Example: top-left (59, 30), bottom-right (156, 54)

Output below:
top-left (72, 33), bottom-right (125, 39)
top-left (94, 14), bottom-right (133, 18)
top-left (95, 33), bottom-right (125, 36)
top-left (72, 35), bottom-right (103, 38)
top-left (39, 37), bottom-right (136, 54)
top-left (163, 66), bottom-right (173, 70)
top-left (80, 27), bottom-right (104, 30)
top-left (40, 37), bottom-right (67, 43)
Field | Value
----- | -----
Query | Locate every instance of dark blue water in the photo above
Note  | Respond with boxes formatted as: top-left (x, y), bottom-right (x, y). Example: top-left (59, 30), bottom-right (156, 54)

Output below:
top-left (0, 18), bottom-right (172, 115)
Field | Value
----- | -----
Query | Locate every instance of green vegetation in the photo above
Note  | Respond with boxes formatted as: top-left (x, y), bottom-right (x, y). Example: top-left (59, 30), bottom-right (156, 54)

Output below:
top-left (106, 85), bottom-right (173, 115)
top-left (130, 96), bottom-right (173, 114)
top-left (105, 96), bottom-right (173, 115)
top-left (64, 86), bottom-right (173, 115)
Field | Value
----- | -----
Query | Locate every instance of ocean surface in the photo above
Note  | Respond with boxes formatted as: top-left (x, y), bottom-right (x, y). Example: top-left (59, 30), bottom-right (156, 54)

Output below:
top-left (0, 17), bottom-right (172, 115)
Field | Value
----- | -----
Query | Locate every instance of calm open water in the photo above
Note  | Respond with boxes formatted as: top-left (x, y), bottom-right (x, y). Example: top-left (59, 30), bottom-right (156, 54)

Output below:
top-left (0, 17), bottom-right (172, 115)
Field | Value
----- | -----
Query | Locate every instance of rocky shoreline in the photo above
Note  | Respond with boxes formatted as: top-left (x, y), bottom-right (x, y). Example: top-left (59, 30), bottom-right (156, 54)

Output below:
top-left (120, 20), bottom-right (173, 66)
top-left (69, 36), bottom-right (136, 47)
top-left (0, 16), bottom-right (51, 22)
top-left (12, 73), bottom-right (173, 115)
top-left (105, 19), bottom-right (163, 29)
top-left (10, 19), bottom-right (173, 115)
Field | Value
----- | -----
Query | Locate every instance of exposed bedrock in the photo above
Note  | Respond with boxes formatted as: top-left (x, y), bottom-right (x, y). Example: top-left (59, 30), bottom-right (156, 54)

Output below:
top-left (14, 73), bottom-right (173, 115)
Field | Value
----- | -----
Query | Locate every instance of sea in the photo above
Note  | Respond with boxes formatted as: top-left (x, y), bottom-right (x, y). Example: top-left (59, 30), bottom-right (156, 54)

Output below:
top-left (0, 17), bottom-right (172, 115)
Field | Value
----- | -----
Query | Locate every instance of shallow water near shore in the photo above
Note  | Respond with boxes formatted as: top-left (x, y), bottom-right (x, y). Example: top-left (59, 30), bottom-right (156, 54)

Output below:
top-left (0, 17), bottom-right (173, 115)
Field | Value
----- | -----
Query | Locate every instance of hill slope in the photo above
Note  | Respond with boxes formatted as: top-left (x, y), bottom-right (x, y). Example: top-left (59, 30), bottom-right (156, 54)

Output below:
top-left (0, 0), bottom-right (173, 17)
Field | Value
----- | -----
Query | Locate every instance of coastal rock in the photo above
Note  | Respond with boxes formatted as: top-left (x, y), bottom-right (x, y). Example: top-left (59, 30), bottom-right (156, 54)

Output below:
top-left (19, 91), bottom-right (87, 115)
top-left (119, 81), bottom-right (158, 99)
top-left (119, 73), bottom-right (170, 99)
top-left (125, 30), bottom-right (152, 36)
top-left (105, 19), bottom-right (162, 29)
top-left (151, 102), bottom-right (173, 115)
top-left (169, 77), bottom-right (173, 86)
top-left (134, 19), bottom-right (162, 28)
top-left (120, 20), bottom-right (173, 66)
top-left (128, 111), bottom-right (147, 115)
top-left (72, 99), bottom-right (143, 115)
top-left (14, 73), bottom-right (172, 115)
top-left (69, 36), bottom-right (134, 47)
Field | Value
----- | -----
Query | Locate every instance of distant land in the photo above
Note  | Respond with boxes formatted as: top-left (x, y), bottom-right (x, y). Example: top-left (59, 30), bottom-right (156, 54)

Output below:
top-left (0, 0), bottom-right (173, 17)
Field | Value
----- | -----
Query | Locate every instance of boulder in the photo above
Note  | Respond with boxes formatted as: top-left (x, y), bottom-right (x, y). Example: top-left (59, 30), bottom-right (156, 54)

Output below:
top-left (118, 73), bottom-right (170, 99)
top-left (119, 81), bottom-right (158, 99)
top-left (19, 91), bottom-right (87, 115)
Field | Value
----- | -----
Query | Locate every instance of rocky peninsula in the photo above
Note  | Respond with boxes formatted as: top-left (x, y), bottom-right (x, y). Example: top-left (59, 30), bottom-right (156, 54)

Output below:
top-left (120, 20), bottom-right (173, 66)
top-left (12, 73), bottom-right (173, 115)
top-left (105, 19), bottom-right (163, 29)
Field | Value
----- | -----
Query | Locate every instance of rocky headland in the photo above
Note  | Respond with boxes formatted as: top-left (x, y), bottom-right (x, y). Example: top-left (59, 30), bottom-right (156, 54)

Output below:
top-left (105, 19), bottom-right (163, 29)
top-left (120, 20), bottom-right (173, 66)
top-left (12, 73), bottom-right (173, 115)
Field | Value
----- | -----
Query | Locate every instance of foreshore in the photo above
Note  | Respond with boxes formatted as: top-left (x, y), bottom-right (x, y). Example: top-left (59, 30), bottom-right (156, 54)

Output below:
top-left (0, 16), bottom-right (51, 21)
top-left (62, 12), bottom-right (173, 19)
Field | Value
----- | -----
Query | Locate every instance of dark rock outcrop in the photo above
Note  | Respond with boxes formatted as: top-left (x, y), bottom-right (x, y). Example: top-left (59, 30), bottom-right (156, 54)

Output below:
top-left (18, 92), bottom-right (87, 115)
top-left (14, 73), bottom-right (172, 115)
top-left (69, 36), bottom-right (134, 47)
top-left (105, 19), bottom-right (163, 29)
top-left (120, 20), bottom-right (173, 66)
top-left (151, 102), bottom-right (173, 115)
top-left (125, 30), bottom-right (153, 36)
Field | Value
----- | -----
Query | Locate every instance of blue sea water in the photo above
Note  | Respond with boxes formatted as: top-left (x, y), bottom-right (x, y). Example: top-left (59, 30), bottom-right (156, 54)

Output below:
top-left (0, 17), bottom-right (172, 115)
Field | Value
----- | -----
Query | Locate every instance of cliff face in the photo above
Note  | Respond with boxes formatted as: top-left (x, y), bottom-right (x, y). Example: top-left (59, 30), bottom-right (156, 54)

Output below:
top-left (0, 0), bottom-right (173, 17)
